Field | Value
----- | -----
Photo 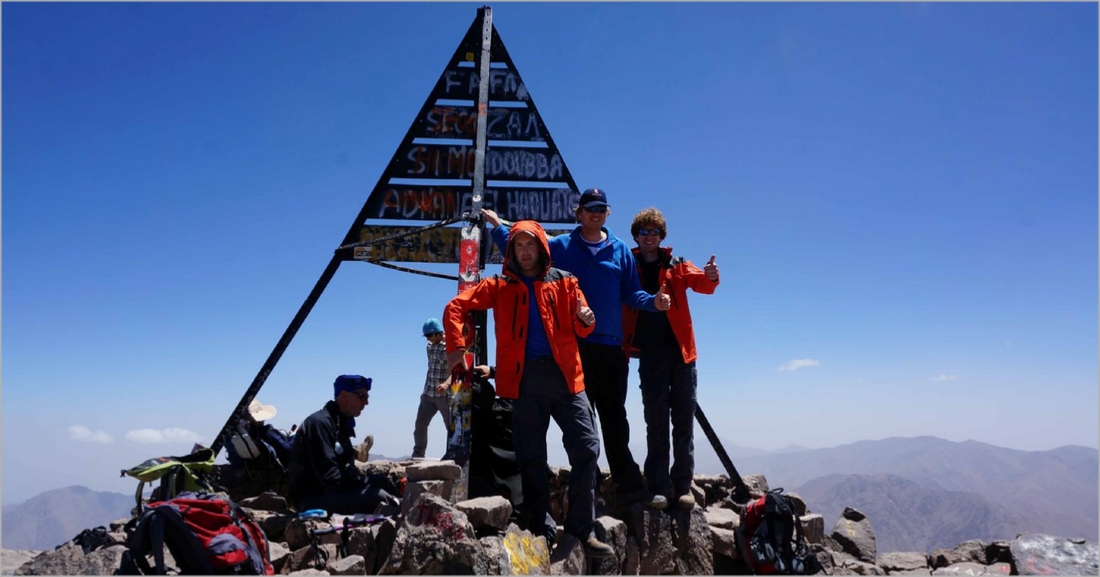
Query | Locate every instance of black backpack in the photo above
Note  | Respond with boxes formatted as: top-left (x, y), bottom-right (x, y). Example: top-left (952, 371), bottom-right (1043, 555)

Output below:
top-left (736, 488), bottom-right (821, 575)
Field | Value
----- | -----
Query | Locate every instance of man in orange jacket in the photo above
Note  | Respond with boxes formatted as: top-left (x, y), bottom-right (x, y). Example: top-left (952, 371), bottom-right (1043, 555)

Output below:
top-left (622, 208), bottom-right (720, 509)
top-left (443, 220), bottom-right (614, 559)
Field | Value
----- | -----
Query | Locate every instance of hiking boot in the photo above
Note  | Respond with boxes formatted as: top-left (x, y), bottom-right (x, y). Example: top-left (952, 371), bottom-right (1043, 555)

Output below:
top-left (644, 493), bottom-right (668, 510)
top-left (677, 493), bottom-right (696, 509)
top-left (357, 435), bottom-right (373, 462)
top-left (583, 535), bottom-right (615, 559)
top-left (621, 489), bottom-right (668, 510)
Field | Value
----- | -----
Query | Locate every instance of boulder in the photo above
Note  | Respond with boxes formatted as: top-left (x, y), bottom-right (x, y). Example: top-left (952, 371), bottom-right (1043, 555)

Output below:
top-left (592, 515), bottom-right (630, 575)
top-left (374, 517), bottom-right (399, 573)
top-left (549, 466), bottom-right (571, 525)
top-left (549, 531), bottom-right (584, 575)
top-left (690, 482), bottom-right (707, 509)
top-left (624, 532), bottom-right (641, 575)
top-left (284, 543), bottom-right (339, 574)
top-left (929, 539), bottom-right (985, 569)
top-left (379, 494), bottom-right (489, 574)
top-left (703, 506), bottom-right (739, 530)
top-left (284, 517), bottom-right (342, 551)
top-left (13, 541), bottom-right (127, 576)
top-left (109, 517), bottom-right (130, 532)
top-left (405, 460), bottom-right (462, 482)
top-left (831, 550), bottom-right (885, 575)
top-left (240, 491), bottom-right (287, 511)
top-left (741, 474), bottom-right (770, 498)
top-left (627, 505), bottom-right (677, 575)
top-left (878, 551), bottom-right (929, 573)
top-left (710, 526), bottom-right (738, 559)
top-left (268, 541), bottom-right (289, 574)
top-left (325, 554), bottom-right (365, 576)
top-left (931, 562), bottom-right (1011, 575)
top-left (801, 514), bottom-right (825, 545)
top-left (786, 492), bottom-right (808, 516)
top-left (248, 509), bottom-right (294, 543)
top-left (2, 550), bottom-right (42, 576)
top-left (674, 507), bottom-right (715, 575)
top-left (1009, 533), bottom-right (1100, 575)
top-left (502, 523), bottom-right (551, 575)
top-left (402, 480), bottom-right (455, 517)
top-left (831, 507), bottom-right (877, 564)
top-left (693, 474), bottom-right (734, 504)
top-left (287, 569), bottom-right (330, 576)
top-left (356, 459), bottom-right (405, 483)
top-left (477, 535), bottom-right (510, 575)
top-left (455, 496), bottom-right (512, 532)
top-left (340, 525), bottom-right (376, 573)
top-left (378, 524), bottom-right (491, 574)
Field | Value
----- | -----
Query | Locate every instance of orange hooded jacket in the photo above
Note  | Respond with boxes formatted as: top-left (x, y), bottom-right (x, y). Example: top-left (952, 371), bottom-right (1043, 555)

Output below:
top-left (443, 220), bottom-right (594, 400)
top-left (621, 246), bottom-right (719, 364)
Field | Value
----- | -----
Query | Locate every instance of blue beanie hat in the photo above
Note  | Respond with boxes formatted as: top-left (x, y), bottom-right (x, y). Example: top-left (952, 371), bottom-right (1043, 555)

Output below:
top-left (334, 374), bottom-right (372, 399)
top-left (422, 318), bottom-right (443, 336)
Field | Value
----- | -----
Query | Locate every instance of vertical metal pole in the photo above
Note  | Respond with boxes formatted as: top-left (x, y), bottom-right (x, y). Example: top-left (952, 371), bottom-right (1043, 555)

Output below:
top-left (470, 6), bottom-right (493, 367)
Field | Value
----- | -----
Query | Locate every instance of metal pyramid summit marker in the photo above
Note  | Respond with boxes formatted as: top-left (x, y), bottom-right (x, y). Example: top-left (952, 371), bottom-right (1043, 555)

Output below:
top-left (210, 6), bottom-right (578, 454)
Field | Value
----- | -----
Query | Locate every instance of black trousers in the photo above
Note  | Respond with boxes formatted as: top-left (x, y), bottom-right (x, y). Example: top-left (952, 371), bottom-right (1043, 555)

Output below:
top-left (298, 474), bottom-right (399, 515)
top-left (638, 345), bottom-right (697, 497)
top-left (512, 357), bottom-right (601, 540)
top-left (577, 340), bottom-right (646, 495)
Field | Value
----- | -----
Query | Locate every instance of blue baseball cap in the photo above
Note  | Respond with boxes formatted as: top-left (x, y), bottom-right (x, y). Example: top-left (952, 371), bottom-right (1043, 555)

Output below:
top-left (579, 188), bottom-right (609, 209)
top-left (422, 318), bottom-right (443, 336)
top-left (334, 375), bottom-right (372, 399)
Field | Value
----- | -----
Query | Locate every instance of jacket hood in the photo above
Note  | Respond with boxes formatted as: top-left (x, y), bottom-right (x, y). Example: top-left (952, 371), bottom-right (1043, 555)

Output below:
top-left (505, 220), bottom-right (551, 279)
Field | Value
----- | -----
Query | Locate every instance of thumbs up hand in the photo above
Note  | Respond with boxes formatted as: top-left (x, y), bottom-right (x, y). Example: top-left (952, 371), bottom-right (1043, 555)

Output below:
top-left (576, 295), bottom-right (595, 326)
top-left (704, 254), bottom-right (719, 282)
top-left (655, 284), bottom-right (672, 311)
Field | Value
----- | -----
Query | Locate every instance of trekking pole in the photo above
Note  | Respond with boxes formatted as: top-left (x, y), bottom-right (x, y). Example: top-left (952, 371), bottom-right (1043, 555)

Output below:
top-left (694, 404), bottom-right (751, 503)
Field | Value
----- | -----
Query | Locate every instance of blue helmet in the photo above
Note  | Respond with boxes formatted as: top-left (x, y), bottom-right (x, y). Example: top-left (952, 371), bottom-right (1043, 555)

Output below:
top-left (422, 318), bottom-right (443, 336)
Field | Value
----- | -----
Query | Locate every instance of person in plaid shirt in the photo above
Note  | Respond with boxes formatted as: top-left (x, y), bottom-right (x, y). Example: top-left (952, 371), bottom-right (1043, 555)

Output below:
top-left (411, 318), bottom-right (451, 459)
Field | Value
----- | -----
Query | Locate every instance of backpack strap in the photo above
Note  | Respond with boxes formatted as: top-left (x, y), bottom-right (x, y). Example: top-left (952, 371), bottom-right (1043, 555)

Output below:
top-left (229, 499), bottom-right (275, 574)
top-left (157, 502), bottom-right (219, 575)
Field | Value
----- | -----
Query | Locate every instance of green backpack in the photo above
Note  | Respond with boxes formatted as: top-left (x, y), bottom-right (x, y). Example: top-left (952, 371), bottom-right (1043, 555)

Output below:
top-left (120, 448), bottom-right (218, 510)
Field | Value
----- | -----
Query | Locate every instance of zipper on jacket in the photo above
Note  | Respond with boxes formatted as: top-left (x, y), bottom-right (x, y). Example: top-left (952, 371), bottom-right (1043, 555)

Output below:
top-left (547, 294), bottom-right (561, 330)
top-left (518, 291), bottom-right (526, 339)
top-left (511, 293), bottom-right (519, 340)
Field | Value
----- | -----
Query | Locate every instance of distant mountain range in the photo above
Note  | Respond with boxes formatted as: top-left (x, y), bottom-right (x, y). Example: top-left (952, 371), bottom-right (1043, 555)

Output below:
top-left (2, 486), bottom-right (134, 550)
top-left (797, 473), bottom-right (1035, 552)
top-left (698, 436), bottom-right (1098, 552)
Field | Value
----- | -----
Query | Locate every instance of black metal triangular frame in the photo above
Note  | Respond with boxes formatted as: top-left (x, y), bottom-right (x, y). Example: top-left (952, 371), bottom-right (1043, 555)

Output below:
top-left (210, 7), bottom-right (580, 455)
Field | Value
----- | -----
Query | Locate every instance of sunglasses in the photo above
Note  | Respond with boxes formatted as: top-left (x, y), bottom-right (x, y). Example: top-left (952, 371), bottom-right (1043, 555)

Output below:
top-left (637, 228), bottom-right (662, 237)
top-left (352, 391), bottom-right (368, 402)
top-left (582, 205), bottom-right (608, 213)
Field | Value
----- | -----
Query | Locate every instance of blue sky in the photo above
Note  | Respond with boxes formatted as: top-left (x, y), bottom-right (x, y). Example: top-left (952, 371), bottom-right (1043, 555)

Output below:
top-left (3, 2), bottom-right (1096, 506)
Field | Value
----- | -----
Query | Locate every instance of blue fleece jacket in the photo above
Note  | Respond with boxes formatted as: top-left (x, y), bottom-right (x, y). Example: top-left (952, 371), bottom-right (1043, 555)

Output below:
top-left (491, 225), bottom-right (656, 346)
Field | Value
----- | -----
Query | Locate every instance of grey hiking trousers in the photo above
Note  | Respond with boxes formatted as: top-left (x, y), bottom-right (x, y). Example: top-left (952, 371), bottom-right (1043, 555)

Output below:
top-left (412, 393), bottom-right (451, 459)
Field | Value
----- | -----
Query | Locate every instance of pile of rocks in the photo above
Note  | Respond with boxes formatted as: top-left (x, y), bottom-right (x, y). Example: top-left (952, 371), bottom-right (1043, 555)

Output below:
top-left (8, 460), bottom-right (1098, 575)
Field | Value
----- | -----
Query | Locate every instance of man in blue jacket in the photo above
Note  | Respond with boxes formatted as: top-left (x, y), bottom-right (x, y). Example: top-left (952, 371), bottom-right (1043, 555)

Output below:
top-left (482, 189), bottom-right (671, 509)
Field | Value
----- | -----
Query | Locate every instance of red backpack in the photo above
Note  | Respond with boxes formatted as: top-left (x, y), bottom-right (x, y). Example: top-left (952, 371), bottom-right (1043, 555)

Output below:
top-left (737, 488), bottom-right (820, 575)
top-left (123, 492), bottom-right (274, 575)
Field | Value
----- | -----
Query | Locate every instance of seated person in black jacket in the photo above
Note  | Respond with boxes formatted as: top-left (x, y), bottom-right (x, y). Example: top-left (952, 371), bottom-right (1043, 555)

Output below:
top-left (287, 374), bottom-right (399, 514)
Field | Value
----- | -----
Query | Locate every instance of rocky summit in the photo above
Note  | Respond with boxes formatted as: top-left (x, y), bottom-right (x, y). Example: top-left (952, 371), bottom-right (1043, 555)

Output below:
top-left (4, 460), bottom-right (1097, 575)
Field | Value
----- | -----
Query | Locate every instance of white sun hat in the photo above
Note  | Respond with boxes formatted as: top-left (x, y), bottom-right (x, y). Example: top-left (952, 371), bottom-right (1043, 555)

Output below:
top-left (248, 399), bottom-right (277, 422)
